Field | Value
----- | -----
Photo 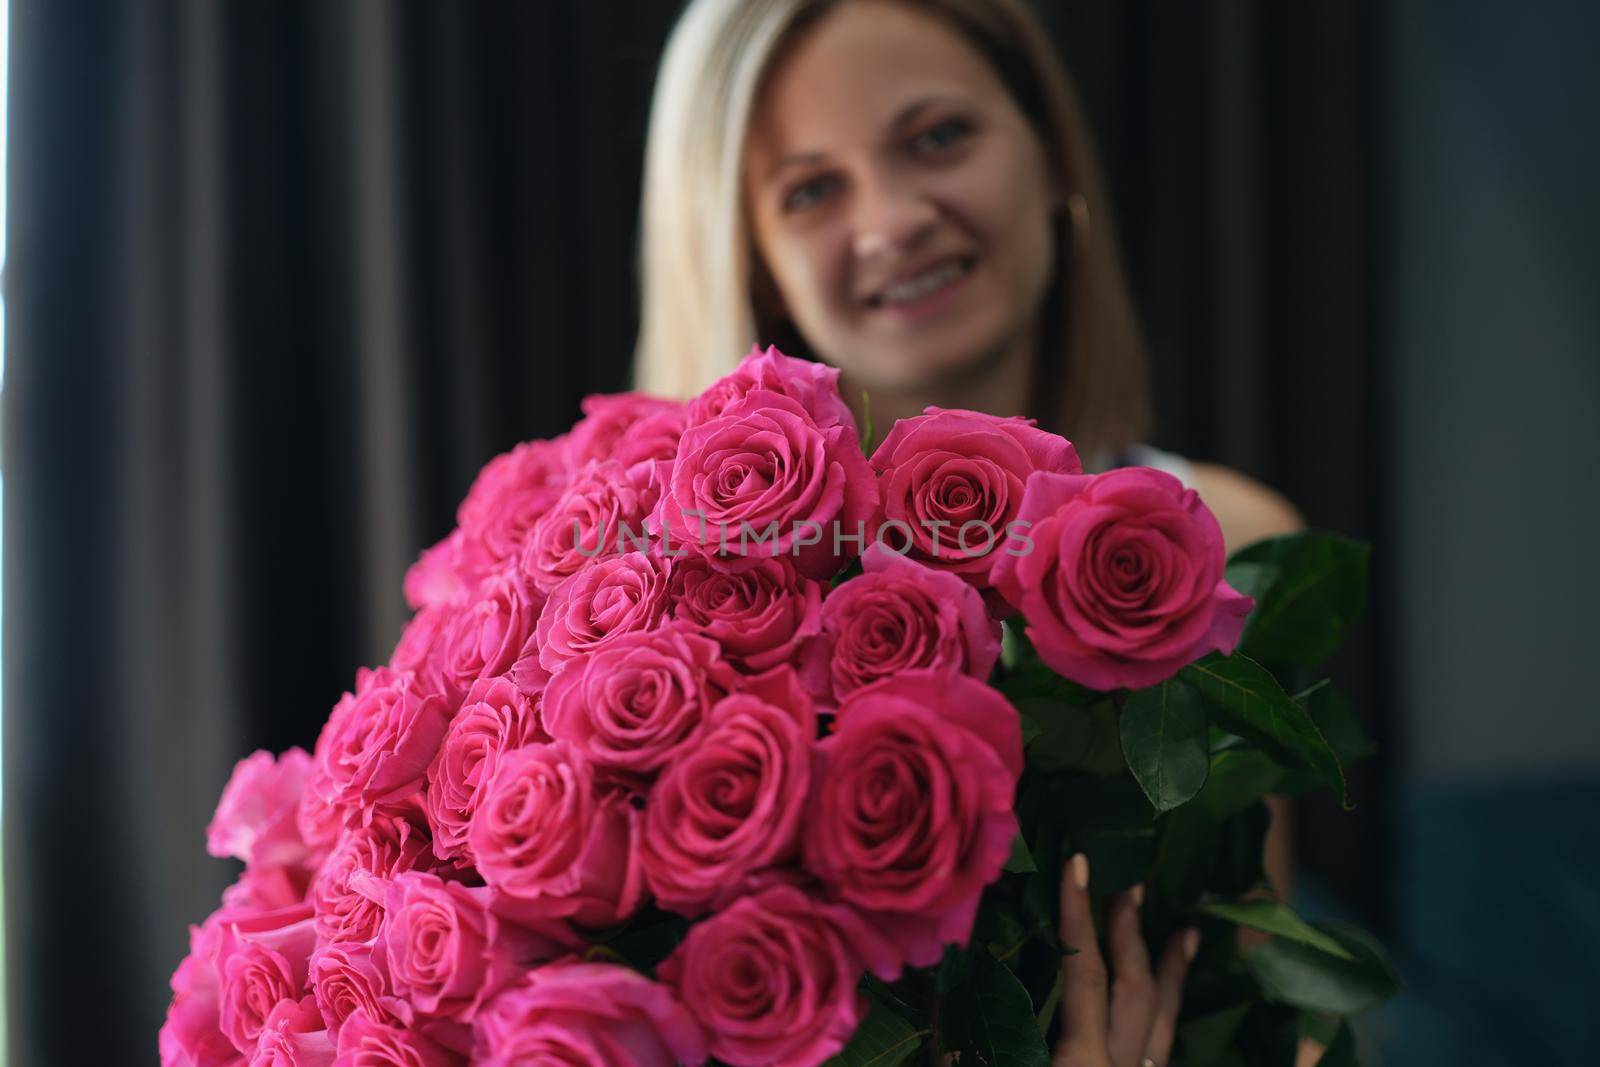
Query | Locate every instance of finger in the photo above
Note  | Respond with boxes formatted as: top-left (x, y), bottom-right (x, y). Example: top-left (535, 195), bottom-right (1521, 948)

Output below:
top-left (1142, 926), bottom-right (1199, 1067)
top-left (1053, 853), bottom-right (1108, 1065)
top-left (1106, 885), bottom-right (1155, 1067)
top-left (1295, 1036), bottom-right (1327, 1067)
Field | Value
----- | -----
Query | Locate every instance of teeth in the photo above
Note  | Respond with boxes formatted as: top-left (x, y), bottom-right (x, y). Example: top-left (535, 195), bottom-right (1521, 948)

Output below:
top-left (880, 260), bottom-right (968, 306)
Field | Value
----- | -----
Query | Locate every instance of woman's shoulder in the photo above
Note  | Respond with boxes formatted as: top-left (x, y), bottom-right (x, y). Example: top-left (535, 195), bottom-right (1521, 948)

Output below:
top-left (1186, 460), bottom-right (1304, 552)
top-left (1098, 444), bottom-right (1303, 552)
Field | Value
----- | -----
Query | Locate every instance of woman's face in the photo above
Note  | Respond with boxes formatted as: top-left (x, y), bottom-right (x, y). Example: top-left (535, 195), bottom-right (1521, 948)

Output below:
top-left (743, 0), bottom-right (1061, 394)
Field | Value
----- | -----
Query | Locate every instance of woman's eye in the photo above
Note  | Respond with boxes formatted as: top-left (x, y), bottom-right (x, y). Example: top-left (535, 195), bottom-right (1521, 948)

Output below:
top-left (783, 176), bottom-right (837, 213)
top-left (911, 119), bottom-right (971, 155)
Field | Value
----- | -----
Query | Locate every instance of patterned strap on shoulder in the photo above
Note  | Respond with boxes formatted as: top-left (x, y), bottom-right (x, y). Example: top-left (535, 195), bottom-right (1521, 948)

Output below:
top-left (1108, 443), bottom-right (1197, 488)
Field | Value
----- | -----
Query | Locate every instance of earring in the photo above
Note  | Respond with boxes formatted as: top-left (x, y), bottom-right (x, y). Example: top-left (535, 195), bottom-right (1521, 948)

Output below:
top-left (1065, 192), bottom-right (1090, 241)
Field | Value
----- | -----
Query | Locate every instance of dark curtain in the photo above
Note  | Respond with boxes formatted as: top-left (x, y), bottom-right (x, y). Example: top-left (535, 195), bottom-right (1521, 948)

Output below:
top-left (2, 1), bottom-right (1387, 1062)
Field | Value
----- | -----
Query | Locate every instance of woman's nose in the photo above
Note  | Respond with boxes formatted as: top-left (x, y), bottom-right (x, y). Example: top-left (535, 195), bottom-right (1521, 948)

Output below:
top-left (850, 177), bottom-right (938, 260)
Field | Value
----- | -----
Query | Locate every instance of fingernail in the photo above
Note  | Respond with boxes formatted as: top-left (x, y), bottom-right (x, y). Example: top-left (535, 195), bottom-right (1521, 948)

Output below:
top-left (1183, 928), bottom-right (1200, 962)
top-left (1071, 852), bottom-right (1089, 890)
top-left (1130, 883), bottom-right (1146, 908)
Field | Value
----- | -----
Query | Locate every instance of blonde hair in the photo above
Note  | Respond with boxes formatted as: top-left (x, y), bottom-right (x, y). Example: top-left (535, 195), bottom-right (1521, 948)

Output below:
top-left (633, 0), bottom-right (1150, 458)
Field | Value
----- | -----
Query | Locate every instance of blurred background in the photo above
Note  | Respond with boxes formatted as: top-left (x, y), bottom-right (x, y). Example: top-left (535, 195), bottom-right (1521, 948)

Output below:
top-left (3, 0), bottom-right (1597, 1063)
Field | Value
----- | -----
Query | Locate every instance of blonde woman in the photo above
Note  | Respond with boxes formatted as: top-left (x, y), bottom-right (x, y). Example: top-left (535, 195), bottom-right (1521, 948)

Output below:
top-left (633, 2), bottom-right (1307, 1064)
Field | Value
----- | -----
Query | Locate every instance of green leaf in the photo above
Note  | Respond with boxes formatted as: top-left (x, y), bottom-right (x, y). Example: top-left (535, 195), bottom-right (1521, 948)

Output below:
top-left (594, 908), bottom-right (689, 973)
top-left (999, 657), bottom-right (1101, 706)
top-left (933, 943), bottom-right (976, 996)
top-left (830, 555), bottom-right (865, 588)
top-left (1021, 697), bottom-right (1125, 776)
top-left (1016, 711), bottom-right (1044, 747)
top-left (1304, 685), bottom-right (1377, 768)
top-left (1004, 832), bottom-right (1039, 873)
top-left (580, 943), bottom-right (627, 965)
top-left (1297, 1012), bottom-right (1342, 1049)
top-left (1177, 1002), bottom-right (1252, 1065)
top-left (1224, 559), bottom-right (1282, 602)
top-left (1034, 970), bottom-right (1064, 1037)
top-left (1000, 618), bottom-right (1027, 672)
top-left (1214, 800), bottom-right (1271, 896)
top-left (1290, 677), bottom-right (1332, 705)
top-left (942, 950), bottom-right (1052, 1067)
top-left (1054, 774), bottom-right (1162, 890)
top-left (973, 896), bottom-right (1028, 956)
top-left (1021, 866), bottom-right (1068, 957)
top-left (1229, 531), bottom-right (1370, 666)
top-left (1182, 655), bottom-right (1348, 807)
top-left (1243, 920), bottom-right (1402, 1014)
top-left (1148, 802), bottom-right (1220, 905)
top-left (859, 390), bottom-right (876, 454)
top-left (824, 977), bottom-right (928, 1067)
top-left (1120, 679), bottom-right (1211, 812)
top-left (1195, 899), bottom-right (1356, 960)
top-left (1149, 781), bottom-right (1270, 902)
top-left (1207, 724), bottom-right (1252, 753)
top-left (1197, 749), bottom-right (1289, 822)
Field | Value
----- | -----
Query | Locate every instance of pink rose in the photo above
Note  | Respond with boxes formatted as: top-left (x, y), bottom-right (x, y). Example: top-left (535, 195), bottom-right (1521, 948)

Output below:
top-left (869, 407), bottom-right (1080, 588)
top-left (535, 551), bottom-right (672, 675)
top-left (666, 554), bottom-right (823, 674)
top-left (991, 467), bottom-right (1254, 690)
top-left (541, 626), bottom-right (737, 779)
top-left (565, 392), bottom-right (684, 473)
top-left (458, 438), bottom-right (571, 568)
top-left (162, 917), bottom-right (248, 1067)
top-left (655, 389), bottom-right (878, 580)
top-left (640, 668), bottom-right (814, 915)
top-left (332, 1011), bottom-right (462, 1067)
top-left (296, 762), bottom-right (345, 865)
top-left (252, 998), bottom-right (335, 1067)
top-left (402, 530), bottom-right (492, 613)
top-left (520, 459), bottom-right (659, 595)
top-left (468, 742), bottom-right (645, 927)
top-left (309, 941), bottom-right (396, 1039)
top-left (425, 568), bottom-right (544, 703)
top-left (658, 885), bottom-right (895, 1067)
top-left (612, 403), bottom-right (688, 472)
top-left (312, 667), bottom-right (452, 826)
top-left (222, 866), bottom-right (312, 915)
top-left (804, 672), bottom-right (1023, 970)
top-left (685, 345), bottom-right (856, 433)
top-left (215, 908), bottom-right (319, 1054)
top-left (423, 676), bottom-right (544, 863)
top-left (457, 438), bottom-right (570, 534)
top-left (310, 816), bottom-right (439, 945)
top-left (388, 604), bottom-right (450, 680)
top-left (472, 962), bottom-right (706, 1067)
top-left (374, 873), bottom-right (575, 1026)
top-left (802, 544), bottom-right (1001, 704)
top-left (209, 748), bottom-right (315, 872)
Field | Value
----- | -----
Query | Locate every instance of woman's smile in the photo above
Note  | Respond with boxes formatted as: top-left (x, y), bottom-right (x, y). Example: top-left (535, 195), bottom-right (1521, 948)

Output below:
top-left (862, 254), bottom-right (975, 323)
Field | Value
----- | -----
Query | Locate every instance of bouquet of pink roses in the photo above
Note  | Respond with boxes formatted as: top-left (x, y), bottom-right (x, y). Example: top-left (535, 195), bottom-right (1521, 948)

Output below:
top-left (162, 347), bottom-right (1396, 1066)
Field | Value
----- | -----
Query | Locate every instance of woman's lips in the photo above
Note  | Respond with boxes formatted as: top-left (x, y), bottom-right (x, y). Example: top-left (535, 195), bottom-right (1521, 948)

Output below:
top-left (865, 256), bottom-right (975, 323)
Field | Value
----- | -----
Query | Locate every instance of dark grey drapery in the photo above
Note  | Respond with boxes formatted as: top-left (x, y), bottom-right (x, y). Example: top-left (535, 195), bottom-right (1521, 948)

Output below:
top-left (3, 2), bottom-right (1387, 1062)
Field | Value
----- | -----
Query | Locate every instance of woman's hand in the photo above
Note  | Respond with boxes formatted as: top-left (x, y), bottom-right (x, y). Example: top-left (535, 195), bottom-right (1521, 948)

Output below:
top-left (1053, 853), bottom-right (1198, 1067)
